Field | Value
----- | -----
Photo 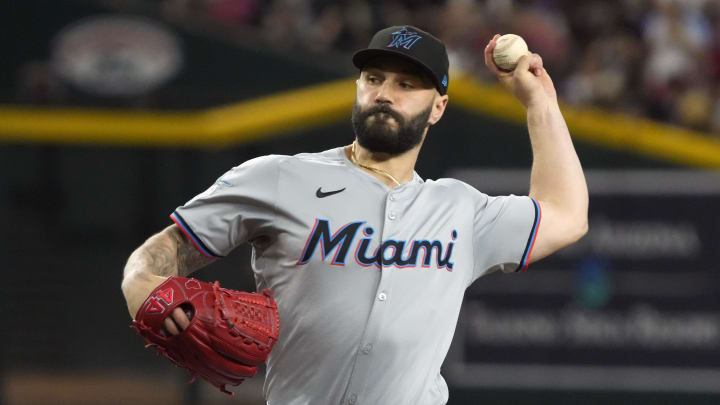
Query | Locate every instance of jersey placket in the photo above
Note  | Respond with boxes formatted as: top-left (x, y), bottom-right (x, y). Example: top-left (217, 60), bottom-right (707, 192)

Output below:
top-left (341, 184), bottom-right (412, 405)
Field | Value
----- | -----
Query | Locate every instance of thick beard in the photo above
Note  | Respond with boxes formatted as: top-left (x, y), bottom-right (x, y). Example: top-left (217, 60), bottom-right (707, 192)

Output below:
top-left (351, 101), bottom-right (432, 155)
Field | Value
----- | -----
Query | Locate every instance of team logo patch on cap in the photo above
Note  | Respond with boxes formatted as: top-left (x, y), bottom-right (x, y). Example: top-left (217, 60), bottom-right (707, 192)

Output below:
top-left (442, 74), bottom-right (448, 87)
top-left (387, 27), bottom-right (422, 50)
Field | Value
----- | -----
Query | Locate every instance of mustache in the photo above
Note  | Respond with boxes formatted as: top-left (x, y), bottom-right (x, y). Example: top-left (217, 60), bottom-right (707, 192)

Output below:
top-left (359, 104), bottom-right (404, 124)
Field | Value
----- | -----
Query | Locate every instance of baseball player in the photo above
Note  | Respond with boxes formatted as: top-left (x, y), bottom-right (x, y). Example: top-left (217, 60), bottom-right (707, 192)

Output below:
top-left (122, 26), bottom-right (588, 405)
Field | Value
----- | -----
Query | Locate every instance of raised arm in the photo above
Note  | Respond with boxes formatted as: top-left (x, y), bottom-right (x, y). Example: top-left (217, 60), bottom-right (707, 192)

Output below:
top-left (484, 34), bottom-right (589, 263)
top-left (121, 224), bottom-right (215, 319)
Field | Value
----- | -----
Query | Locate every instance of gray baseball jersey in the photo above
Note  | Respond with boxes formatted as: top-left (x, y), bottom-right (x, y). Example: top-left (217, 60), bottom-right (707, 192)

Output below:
top-left (170, 147), bottom-right (541, 405)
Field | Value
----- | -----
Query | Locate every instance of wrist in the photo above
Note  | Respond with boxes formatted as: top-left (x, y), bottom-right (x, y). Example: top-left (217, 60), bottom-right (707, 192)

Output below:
top-left (525, 94), bottom-right (557, 111)
top-left (526, 97), bottom-right (562, 121)
top-left (122, 272), bottom-right (168, 318)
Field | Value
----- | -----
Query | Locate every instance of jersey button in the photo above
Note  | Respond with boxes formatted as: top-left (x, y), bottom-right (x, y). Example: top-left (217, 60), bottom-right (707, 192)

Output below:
top-left (389, 194), bottom-right (396, 201)
top-left (388, 212), bottom-right (397, 220)
top-left (361, 344), bottom-right (373, 354)
top-left (349, 393), bottom-right (358, 404)
top-left (378, 292), bottom-right (387, 301)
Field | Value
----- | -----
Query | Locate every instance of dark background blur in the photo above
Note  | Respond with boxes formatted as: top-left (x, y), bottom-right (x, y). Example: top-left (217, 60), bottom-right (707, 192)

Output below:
top-left (2, 0), bottom-right (720, 404)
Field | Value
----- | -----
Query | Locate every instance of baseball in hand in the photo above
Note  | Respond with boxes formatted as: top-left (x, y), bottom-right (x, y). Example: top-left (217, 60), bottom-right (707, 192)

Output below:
top-left (492, 34), bottom-right (530, 71)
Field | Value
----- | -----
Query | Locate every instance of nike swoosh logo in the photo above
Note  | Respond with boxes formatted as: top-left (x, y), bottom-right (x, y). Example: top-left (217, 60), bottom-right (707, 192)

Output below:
top-left (316, 187), bottom-right (346, 198)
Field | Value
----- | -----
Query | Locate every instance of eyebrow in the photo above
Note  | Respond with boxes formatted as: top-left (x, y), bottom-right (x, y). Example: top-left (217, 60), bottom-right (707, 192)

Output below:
top-left (363, 68), bottom-right (431, 87)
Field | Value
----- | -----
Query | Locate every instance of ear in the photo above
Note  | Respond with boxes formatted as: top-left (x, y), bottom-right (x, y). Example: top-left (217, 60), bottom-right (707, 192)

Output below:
top-left (428, 94), bottom-right (449, 126)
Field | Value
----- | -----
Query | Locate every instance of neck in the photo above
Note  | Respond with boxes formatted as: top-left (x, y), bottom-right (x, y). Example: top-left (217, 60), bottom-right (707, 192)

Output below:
top-left (346, 140), bottom-right (422, 188)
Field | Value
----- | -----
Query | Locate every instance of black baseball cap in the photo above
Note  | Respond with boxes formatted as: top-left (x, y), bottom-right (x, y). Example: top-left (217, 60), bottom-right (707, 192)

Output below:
top-left (352, 25), bottom-right (449, 95)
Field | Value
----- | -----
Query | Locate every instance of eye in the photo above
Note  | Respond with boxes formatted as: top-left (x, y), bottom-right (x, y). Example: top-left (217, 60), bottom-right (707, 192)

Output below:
top-left (400, 81), bottom-right (415, 89)
top-left (367, 76), bottom-right (380, 84)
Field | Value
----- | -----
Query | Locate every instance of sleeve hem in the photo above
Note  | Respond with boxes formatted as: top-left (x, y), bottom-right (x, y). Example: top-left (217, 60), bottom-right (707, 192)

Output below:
top-left (515, 198), bottom-right (542, 273)
top-left (170, 211), bottom-right (223, 259)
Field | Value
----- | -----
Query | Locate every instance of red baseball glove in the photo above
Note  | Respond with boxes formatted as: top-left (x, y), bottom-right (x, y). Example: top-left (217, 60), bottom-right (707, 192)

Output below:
top-left (131, 276), bottom-right (279, 395)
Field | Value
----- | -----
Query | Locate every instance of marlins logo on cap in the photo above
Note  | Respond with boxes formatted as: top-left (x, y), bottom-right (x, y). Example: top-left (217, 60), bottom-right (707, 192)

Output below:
top-left (387, 27), bottom-right (422, 50)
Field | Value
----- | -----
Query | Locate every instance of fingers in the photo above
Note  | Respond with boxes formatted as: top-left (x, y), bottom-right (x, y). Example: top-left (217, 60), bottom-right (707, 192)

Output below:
top-left (163, 307), bottom-right (192, 336)
top-left (484, 34), bottom-right (544, 77)
top-left (164, 317), bottom-right (180, 335)
top-left (485, 33), bottom-right (500, 55)
top-left (172, 307), bottom-right (192, 329)
top-left (484, 34), bottom-right (505, 75)
top-left (529, 53), bottom-right (544, 76)
top-left (515, 53), bottom-right (544, 76)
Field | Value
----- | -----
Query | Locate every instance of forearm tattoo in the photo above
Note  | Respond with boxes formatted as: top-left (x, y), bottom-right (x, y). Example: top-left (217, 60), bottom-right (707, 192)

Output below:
top-left (167, 225), bottom-right (215, 276)
top-left (143, 233), bottom-right (179, 277)
top-left (124, 225), bottom-right (214, 279)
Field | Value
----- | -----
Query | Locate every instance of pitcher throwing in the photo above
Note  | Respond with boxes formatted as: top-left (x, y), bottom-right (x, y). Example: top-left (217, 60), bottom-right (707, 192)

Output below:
top-left (121, 25), bottom-right (588, 405)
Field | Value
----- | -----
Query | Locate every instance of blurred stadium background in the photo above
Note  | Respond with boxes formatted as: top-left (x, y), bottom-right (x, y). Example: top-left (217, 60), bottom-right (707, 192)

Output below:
top-left (2, 0), bottom-right (720, 404)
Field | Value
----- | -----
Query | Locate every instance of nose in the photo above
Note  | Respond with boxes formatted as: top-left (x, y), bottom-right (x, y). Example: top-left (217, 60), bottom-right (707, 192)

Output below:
top-left (374, 81), bottom-right (394, 105)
